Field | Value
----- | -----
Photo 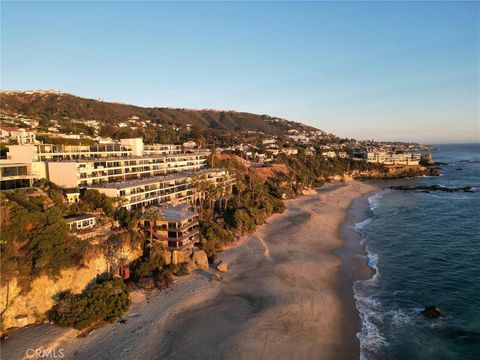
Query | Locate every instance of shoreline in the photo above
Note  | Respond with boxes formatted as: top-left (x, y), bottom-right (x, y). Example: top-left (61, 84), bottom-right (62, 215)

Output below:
top-left (336, 183), bottom-right (382, 358)
top-left (1, 181), bottom-right (379, 360)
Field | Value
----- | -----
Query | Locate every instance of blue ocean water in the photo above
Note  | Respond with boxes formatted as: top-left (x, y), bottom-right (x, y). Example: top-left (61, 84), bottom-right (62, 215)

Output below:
top-left (355, 143), bottom-right (480, 360)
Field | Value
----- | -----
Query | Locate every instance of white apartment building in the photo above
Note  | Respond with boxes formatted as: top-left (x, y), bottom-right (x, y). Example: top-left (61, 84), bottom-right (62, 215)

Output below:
top-left (5, 138), bottom-right (168, 162)
top-left (143, 144), bottom-right (182, 155)
top-left (46, 153), bottom-right (208, 188)
top-left (366, 151), bottom-right (421, 166)
top-left (6, 143), bottom-right (133, 162)
top-left (88, 168), bottom-right (233, 210)
top-left (0, 161), bottom-right (38, 190)
top-left (4, 138), bottom-right (211, 188)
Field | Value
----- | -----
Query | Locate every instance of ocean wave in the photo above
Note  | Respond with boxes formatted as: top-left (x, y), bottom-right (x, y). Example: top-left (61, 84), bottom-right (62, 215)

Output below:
top-left (390, 307), bottom-right (423, 326)
top-left (355, 217), bottom-right (372, 231)
top-left (366, 251), bottom-right (379, 274)
top-left (367, 192), bottom-right (386, 214)
top-left (354, 239), bottom-right (386, 359)
top-left (355, 287), bottom-right (388, 360)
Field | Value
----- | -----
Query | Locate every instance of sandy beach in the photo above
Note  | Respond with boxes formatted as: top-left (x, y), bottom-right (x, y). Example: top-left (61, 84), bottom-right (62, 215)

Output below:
top-left (1, 181), bottom-right (378, 360)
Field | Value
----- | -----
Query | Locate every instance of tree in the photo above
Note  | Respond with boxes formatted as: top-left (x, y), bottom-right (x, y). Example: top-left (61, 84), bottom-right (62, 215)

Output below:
top-left (233, 209), bottom-right (256, 234)
top-left (48, 278), bottom-right (130, 330)
top-left (191, 174), bottom-right (209, 220)
top-left (81, 189), bottom-right (114, 215)
top-left (1, 204), bottom-right (91, 281)
top-left (143, 208), bottom-right (158, 250)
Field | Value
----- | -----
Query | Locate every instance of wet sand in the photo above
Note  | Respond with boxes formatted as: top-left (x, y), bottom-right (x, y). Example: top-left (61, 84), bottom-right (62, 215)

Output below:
top-left (1, 181), bottom-right (378, 360)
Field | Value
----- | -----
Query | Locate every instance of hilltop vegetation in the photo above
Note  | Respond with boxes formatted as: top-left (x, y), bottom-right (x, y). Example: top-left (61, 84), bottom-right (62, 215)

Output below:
top-left (0, 91), bottom-right (316, 139)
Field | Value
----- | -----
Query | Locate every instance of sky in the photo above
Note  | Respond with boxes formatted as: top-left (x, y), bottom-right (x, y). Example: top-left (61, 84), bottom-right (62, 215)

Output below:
top-left (1, 1), bottom-right (479, 143)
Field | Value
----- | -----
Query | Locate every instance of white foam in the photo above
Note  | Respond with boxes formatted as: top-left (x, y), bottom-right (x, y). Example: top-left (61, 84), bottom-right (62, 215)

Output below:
top-left (354, 245), bottom-right (386, 359)
top-left (355, 217), bottom-right (372, 230)
top-left (355, 289), bottom-right (388, 360)
top-left (366, 251), bottom-right (378, 269)
top-left (367, 191), bottom-right (386, 214)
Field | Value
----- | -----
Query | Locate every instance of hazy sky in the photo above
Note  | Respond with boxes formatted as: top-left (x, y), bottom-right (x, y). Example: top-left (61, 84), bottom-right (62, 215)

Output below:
top-left (1, 1), bottom-right (479, 143)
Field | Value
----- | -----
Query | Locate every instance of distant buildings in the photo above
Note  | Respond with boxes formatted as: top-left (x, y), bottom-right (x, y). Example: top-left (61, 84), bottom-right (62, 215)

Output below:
top-left (366, 151), bottom-right (421, 166)
top-left (286, 134), bottom-right (310, 143)
top-left (281, 148), bottom-right (298, 156)
top-left (182, 141), bottom-right (197, 149)
top-left (0, 127), bottom-right (37, 145)
top-left (322, 151), bottom-right (348, 159)
top-left (262, 138), bottom-right (277, 145)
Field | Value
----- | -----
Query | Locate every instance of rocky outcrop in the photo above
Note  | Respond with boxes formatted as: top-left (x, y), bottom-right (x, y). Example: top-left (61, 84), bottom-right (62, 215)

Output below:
top-left (0, 244), bottom-right (142, 333)
top-left (390, 185), bottom-right (475, 193)
top-left (169, 249), bottom-right (209, 271)
top-left (420, 154), bottom-right (435, 166)
top-left (421, 306), bottom-right (441, 318)
top-left (354, 165), bottom-right (440, 179)
top-left (1, 257), bottom-right (108, 332)
top-left (216, 261), bottom-right (229, 273)
top-left (301, 188), bottom-right (317, 195)
top-left (191, 250), bottom-right (209, 270)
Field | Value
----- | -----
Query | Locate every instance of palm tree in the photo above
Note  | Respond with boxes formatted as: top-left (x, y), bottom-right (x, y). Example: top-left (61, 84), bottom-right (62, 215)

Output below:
top-left (191, 174), bottom-right (208, 220)
top-left (216, 175), bottom-right (232, 211)
top-left (223, 176), bottom-right (233, 211)
top-left (144, 208), bottom-right (158, 250)
top-left (204, 182), bottom-right (218, 219)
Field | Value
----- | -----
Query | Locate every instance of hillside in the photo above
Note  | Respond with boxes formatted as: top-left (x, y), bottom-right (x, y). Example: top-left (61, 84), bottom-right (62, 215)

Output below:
top-left (0, 90), bottom-right (319, 137)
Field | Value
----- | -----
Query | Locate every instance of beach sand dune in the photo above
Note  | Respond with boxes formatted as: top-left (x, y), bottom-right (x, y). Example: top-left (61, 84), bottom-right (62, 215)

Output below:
top-left (1, 181), bottom-right (376, 360)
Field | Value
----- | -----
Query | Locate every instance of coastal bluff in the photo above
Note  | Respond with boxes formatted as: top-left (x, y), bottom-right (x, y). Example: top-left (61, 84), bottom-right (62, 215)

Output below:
top-left (0, 246), bottom-right (142, 333)
top-left (0, 246), bottom-right (209, 334)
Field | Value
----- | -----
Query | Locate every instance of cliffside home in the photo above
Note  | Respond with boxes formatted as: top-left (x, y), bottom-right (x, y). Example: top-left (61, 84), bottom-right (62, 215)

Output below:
top-left (138, 204), bottom-right (199, 250)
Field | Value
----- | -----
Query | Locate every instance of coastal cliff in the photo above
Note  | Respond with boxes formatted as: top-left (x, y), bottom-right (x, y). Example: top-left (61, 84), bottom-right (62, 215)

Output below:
top-left (353, 165), bottom-right (439, 179)
top-left (0, 245), bottom-right (142, 333)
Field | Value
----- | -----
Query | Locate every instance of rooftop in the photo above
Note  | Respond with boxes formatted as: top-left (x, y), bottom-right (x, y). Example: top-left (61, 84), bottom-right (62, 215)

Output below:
top-left (145, 203), bottom-right (198, 222)
top-left (64, 213), bottom-right (96, 222)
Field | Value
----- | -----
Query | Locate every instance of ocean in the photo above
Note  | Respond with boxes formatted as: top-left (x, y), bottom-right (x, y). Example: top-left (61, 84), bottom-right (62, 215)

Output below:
top-left (354, 143), bottom-right (480, 360)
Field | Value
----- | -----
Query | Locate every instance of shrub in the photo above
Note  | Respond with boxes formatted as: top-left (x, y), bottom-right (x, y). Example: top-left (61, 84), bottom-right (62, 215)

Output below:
top-left (200, 221), bottom-right (234, 259)
top-left (246, 207), bottom-right (266, 225)
top-left (233, 209), bottom-right (256, 234)
top-left (128, 245), bottom-right (169, 288)
top-left (48, 278), bottom-right (130, 330)
top-left (81, 189), bottom-right (114, 216)
top-left (154, 269), bottom-right (173, 290)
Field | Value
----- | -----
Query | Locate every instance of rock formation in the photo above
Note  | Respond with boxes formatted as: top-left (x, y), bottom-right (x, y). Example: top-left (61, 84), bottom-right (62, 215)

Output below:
top-left (216, 261), bottom-right (229, 272)
top-left (191, 250), bottom-right (209, 270)
top-left (421, 306), bottom-right (441, 318)
top-left (390, 185), bottom-right (475, 193)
